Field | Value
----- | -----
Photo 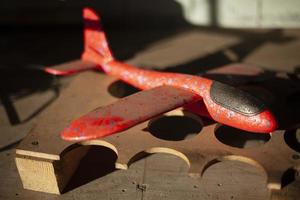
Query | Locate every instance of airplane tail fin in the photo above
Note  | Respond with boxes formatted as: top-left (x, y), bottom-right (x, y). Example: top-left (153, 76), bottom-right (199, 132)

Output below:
top-left (81, 7), bottom-right (114, 64)
top-left (43, 8), bottom-right (113, 76)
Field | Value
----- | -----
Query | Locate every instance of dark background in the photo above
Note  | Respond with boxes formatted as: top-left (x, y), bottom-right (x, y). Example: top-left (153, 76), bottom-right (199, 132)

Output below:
top-left (0, 1), bottom-right (300, 199)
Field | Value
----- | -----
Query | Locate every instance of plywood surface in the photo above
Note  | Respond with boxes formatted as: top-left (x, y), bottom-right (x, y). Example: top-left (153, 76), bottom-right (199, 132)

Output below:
top-left (12, 66), bottom-right (300, 197)
top-left (1, 28), bottom-right (300, 199)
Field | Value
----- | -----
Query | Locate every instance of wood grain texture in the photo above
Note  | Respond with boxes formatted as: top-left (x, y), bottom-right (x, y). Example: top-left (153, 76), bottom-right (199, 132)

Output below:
top-left (0, 27), bottom-right (299, 200)
top-left (14, 61), bottom-right (300, 195)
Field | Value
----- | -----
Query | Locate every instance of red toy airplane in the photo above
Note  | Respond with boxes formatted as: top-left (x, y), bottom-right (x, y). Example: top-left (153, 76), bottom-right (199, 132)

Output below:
top-left (44, 8), bottom-right (277, 141)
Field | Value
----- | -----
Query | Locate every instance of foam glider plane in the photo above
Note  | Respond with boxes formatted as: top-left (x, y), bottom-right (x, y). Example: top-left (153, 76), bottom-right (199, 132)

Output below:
top-left (44, 8), bottom-right (277, 141)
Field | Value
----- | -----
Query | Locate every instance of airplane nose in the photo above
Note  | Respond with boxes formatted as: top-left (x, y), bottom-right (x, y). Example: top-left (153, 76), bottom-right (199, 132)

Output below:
top-left (253, 110), bottom-right (277, 133)
top-left (207, 81), bottom-right (278, 133)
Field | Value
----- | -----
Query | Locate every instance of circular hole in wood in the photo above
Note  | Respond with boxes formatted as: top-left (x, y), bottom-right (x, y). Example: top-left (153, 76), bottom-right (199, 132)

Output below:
top-left (281, 168), bottom-right (297, 188)
top-left (62, 145), bottom-right (117, 193)
top-left (107, 80), bottom-right (139, 98)
top-left (284, 129), bottom-right (300, 153)
top-left (286, 90), bottom-right (300, 109)
top-left (201, 159), bottom-right (268, 199)
top-left (215, 125), bottom-right (271, 148)
top-left (143, 153), bottom-right (190, 172)
top-left (128, 148), bottom-right (190, 171)
top-left (127, 152), bottom-right (196, 199)
top-left (148, 115), bottom-right (202, 141)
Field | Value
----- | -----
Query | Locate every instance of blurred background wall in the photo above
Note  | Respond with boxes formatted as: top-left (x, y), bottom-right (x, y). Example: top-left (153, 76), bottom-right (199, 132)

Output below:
top-left (0, 0), bottom-right (299, 28)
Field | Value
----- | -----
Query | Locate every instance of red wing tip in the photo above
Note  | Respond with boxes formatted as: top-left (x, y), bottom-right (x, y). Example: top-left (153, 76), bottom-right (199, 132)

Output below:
top-left (44, 64), bottom-right (98, 76)
top-left (60, 126), bottom-right (117, 142)
top-left (60, 131), bottom-right (98, 141)
top-left (43, 67), bottom-right (71, 76)
top-left (83, 7), bottom-right (100, 20)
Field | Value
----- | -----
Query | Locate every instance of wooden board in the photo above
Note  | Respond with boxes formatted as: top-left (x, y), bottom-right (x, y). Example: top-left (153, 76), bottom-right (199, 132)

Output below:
top-left (15, 61), bottom-right (300, 194)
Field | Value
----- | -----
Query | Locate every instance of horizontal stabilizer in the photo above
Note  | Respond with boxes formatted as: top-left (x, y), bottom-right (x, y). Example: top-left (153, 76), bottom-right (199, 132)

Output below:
top-left (61, 86), bottom-right (201, 141)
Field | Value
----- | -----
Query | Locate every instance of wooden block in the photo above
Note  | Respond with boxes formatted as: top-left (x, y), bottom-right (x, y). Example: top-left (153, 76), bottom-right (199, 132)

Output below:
top-left (15, 61), bottom-right (300, 194)
top-left (15, 146), bottom-right (90, 194)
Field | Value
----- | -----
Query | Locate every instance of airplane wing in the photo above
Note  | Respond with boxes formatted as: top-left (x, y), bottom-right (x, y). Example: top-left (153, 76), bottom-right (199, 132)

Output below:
top-left (61, 86), bottom-right (202, 141)
top-left (43, 60), bottom-right (98, 76)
